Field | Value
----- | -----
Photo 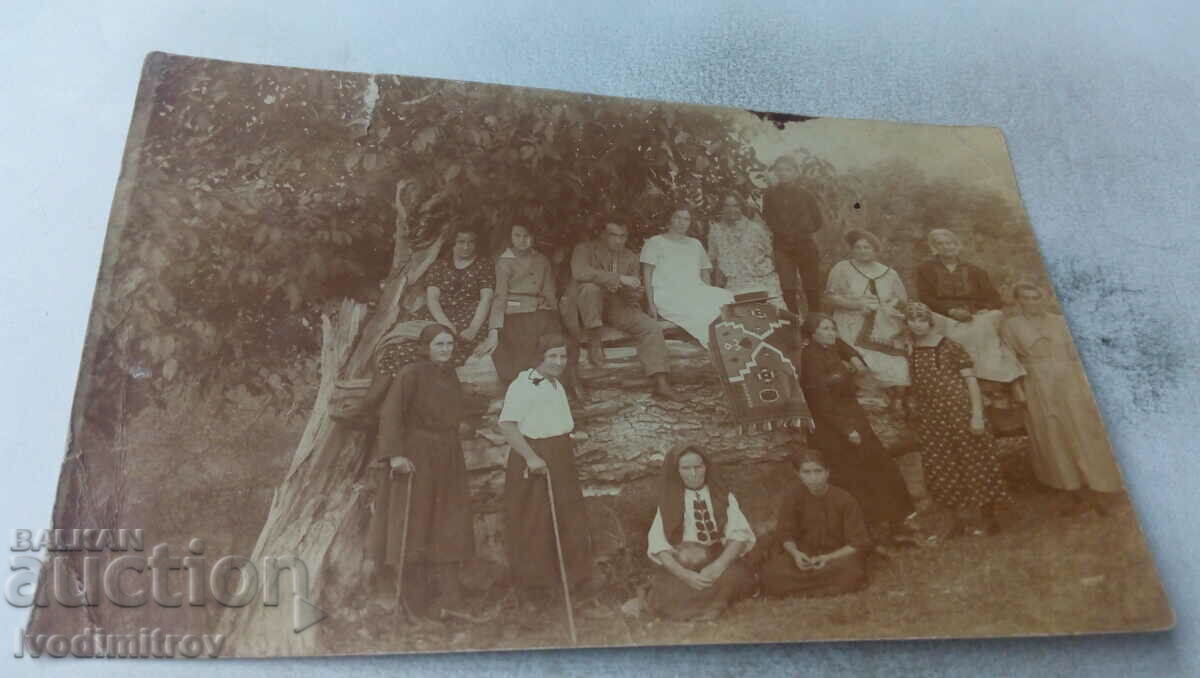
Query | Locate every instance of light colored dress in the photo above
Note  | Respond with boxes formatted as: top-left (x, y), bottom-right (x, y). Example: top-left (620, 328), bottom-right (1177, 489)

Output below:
top-left (1001, 313), bottom-right (1124, 492)
top-left (707, 218), bottom-right (785, 307)
top-left (824, 259), bottom-right (910, 387)
top-left (640, 234), bottom-right (734, 347)
top-left (931, 310), bottom-right (1026, 383)
top-left (916, 258), bottom-right (1024, 382)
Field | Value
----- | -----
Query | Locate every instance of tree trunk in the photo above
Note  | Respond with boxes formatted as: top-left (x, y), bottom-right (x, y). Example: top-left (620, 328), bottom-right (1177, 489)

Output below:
top-left (215, 183), bottom-right (440, 655)
top-left (217, 189), bottom-right (916, 656)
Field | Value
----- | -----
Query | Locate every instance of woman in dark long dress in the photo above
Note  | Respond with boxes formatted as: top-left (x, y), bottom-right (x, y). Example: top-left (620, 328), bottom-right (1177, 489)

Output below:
top-left (905, 302), bottom-right (1011, 539)
top-left (377, 225), bottom-right (495, 375)
top-left (760, 449), bottom-right (871, 598)
top-left (644, 443), bottom-right (757, 621)
top-left (497, 333), bottom-right (595, 622)
top-left (366, 323), bottom-right (474, 617)
top-left (797, 313), bottom-right (917, 544)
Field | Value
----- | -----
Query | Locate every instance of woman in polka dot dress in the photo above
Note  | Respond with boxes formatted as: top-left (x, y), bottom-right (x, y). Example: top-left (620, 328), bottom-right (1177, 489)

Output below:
top-left (905, 302), bottom-right (1010, 538)
top-left (341, 227), bottom-right (494, 431)
top-left (376, 226), bottom-right (496, 376)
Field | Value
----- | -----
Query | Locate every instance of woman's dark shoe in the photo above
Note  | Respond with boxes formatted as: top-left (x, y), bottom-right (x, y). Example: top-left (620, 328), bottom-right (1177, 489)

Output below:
top-left (887, 521), bottom-right (921, 547)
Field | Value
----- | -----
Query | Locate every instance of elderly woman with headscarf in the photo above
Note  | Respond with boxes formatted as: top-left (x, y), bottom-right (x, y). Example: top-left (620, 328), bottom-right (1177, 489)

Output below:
top-left (367, 323), bottom-right (474, 618)
top-left (916, 228), bottom-right (1025, 385)
top-left (824, 229), bottom-right (910, 411)
top-left (1001, 283), bottom-right (1124, 514)
top-left (644, 443), bottom-right (757, 621)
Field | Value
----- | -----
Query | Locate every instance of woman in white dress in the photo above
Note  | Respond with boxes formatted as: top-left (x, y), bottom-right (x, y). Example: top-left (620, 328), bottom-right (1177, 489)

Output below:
top-left (640, 206), bottom-right (734, 348)
top-left (824, 229), bottom-right (910, 410)
top-left (707, 194), bottom-right (785, 307)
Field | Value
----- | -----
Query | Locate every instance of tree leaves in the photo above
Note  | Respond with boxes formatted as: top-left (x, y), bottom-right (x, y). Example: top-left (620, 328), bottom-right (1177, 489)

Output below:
top-left (92, 59), bottom-right (775, 428)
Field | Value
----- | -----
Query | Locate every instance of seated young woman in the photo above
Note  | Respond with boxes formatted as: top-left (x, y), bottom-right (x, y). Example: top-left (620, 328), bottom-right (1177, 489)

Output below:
top-left (644, 444), bottom-right (757, 621)
top-left (760, 449), bottom-right (871, 598)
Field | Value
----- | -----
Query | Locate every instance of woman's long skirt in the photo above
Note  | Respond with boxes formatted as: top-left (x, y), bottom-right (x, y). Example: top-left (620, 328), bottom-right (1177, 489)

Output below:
top-left (812, 416), bottom-right (915, 526)
top-left (492, 310), bottom-right (563, 384)
top-left (367, 428), bottom-right (474, 567)
top-left (646, 552), bottom-right (756, 621)
top-left (1021, 356), bottom-right (1124, 492)
top-left (491, 309), bottom-right (578, 393)
top-left (504, 434), bottom-right (593, 594)
top-left (760, 551), bottom-right (866, 598)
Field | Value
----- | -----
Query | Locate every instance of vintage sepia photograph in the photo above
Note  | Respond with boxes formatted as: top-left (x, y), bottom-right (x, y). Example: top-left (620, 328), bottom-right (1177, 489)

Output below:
top-left (28, 52), bottom-right (1171, 658)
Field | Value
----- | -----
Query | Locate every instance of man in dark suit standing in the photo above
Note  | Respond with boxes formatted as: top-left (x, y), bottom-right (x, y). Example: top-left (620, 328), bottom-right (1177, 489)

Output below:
top-left (762, 156), bottom-right (825, 314)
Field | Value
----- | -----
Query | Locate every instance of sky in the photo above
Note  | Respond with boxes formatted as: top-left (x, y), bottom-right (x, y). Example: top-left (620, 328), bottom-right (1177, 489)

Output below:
top-left (739, 112), bottom-right (1026, 202)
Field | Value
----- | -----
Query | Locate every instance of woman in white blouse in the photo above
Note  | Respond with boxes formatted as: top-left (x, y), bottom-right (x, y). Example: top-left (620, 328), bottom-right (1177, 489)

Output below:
top-left (645, 443), bottom-right (757, 621)
top-left (640, 206), bottom-right (735, 348)
top-left (824, 229), bottom-right (910, 412)
top-left (498, 333), bottom-right (594, 621)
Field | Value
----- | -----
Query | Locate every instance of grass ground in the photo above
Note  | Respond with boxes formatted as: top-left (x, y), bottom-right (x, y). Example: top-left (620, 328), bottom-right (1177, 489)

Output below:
top-left (352, 447), bottom-right (1171, 654)
top-left (46, 388), bottom-right (1168, 656)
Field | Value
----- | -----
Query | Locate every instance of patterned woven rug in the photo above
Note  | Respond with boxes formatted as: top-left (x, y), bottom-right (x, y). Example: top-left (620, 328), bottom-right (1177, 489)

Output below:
top-left (708, 295), bottom-right (812, 435)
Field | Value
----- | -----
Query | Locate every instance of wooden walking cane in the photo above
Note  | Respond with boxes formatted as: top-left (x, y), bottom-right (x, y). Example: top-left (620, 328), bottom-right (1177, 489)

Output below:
top-left (394, 466), bottom-right (415, 619)
top-left (545, 472), bottom-right (578, 645)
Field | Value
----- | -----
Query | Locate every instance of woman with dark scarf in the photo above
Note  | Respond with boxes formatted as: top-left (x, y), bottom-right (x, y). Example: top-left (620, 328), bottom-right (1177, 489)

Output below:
top-left (797, 313), bottom-right (918, 545)
top-left (366, 323), bottom-right (474, 618)
top-left (644, 444), bottom-right (757, 621)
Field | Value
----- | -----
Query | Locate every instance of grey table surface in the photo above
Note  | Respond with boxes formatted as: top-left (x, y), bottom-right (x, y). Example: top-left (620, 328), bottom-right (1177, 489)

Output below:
top-left (1, 1), bottom-right (1196, 675)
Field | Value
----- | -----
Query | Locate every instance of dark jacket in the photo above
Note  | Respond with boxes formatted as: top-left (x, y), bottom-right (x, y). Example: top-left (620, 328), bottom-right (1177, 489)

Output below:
top-left (762, 180), bottom-right (824, 245)
top-left (915, 259), bottom-right (1002, 316)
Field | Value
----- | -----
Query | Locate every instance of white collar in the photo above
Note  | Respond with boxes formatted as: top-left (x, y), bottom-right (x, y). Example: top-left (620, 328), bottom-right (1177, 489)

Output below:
top-left (524, 368), bottom-right (561, 389)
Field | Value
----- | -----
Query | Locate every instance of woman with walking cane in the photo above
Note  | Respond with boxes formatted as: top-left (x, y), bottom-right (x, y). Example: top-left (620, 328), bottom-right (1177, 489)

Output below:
top-left (498, 332), bottom-right (603, 636)
top-left (366, 323), bottom-right (474, 620)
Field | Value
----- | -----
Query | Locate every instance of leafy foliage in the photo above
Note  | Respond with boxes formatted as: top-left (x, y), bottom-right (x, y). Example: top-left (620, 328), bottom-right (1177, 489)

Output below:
top-left (371, 76), bottom-right (767, 254)
top-left (85, 58), bottom-right (768, 435)
top-left (85, 56), bottom-right (1045, 442)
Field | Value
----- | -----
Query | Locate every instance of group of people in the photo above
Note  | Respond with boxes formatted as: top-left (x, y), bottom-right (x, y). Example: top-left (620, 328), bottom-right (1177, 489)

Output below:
top-left (356, 322), bottom-right (884, 625)
top-left (349, 153), bottom-right (1126, 628)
